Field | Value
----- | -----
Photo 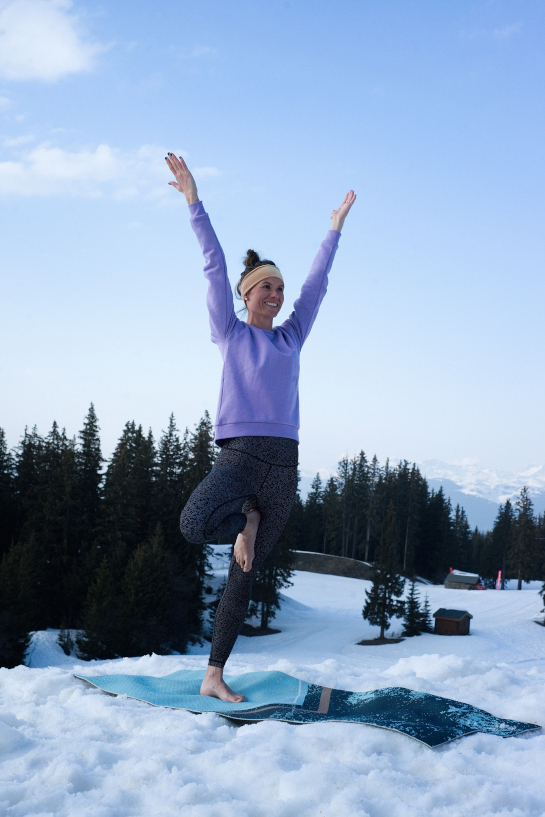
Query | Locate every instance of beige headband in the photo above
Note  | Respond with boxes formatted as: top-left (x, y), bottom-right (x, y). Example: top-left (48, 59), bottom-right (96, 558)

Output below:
top-left (240, 265), bottom-right (284, 301)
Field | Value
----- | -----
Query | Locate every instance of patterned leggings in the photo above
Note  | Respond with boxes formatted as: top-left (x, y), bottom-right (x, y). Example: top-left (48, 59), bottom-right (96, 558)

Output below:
top-left (179, 436), bottom-right (298, 668)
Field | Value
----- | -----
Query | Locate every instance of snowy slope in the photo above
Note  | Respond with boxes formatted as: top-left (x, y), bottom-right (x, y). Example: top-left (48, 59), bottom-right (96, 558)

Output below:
top-left (1, 570), bottom-right (545, 817)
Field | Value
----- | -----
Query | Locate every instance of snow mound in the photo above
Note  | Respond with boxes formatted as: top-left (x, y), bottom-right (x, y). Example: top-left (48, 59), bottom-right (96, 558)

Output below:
top-left (1, 571), bottom-right (544, 816)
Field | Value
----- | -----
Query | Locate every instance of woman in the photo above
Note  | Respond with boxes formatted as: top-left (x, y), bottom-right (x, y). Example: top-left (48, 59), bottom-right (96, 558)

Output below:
top-left (166, 153), bottom-right (355, 702)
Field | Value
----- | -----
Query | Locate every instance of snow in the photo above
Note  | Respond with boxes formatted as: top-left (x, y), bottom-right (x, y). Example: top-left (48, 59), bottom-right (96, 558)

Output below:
top-left (1, 566), bottom-right (545, 816)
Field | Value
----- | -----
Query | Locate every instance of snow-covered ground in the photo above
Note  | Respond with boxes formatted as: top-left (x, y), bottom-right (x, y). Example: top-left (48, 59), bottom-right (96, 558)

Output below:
top-left (2, 566), bottom-right (545, 817)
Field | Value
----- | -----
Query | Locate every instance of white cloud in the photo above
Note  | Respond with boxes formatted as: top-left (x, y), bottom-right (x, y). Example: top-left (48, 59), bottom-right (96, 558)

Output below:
top-left (0, 94), bottom-right (12, 109)
top-left (0, 142), bottom-right (222, 198)
top-left (0, 0), bottom-right (102, 81)
top-left (3, 133), bottom-right (33, 145)
top-left (493, 21), bottom-right (523, 41)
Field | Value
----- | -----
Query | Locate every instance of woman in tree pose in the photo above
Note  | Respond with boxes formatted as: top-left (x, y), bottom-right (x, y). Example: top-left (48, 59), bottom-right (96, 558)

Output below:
top-left (166, 153), bottom-right (356, 702)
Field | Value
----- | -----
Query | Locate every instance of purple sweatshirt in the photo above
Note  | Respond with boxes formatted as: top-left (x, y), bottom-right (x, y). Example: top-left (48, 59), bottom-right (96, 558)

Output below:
top-left (189, 201), bottom-right (340, 443)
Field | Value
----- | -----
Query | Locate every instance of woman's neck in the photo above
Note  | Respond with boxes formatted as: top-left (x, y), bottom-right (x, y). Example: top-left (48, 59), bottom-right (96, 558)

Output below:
top-left (246, 313), bottom-right (273, 331)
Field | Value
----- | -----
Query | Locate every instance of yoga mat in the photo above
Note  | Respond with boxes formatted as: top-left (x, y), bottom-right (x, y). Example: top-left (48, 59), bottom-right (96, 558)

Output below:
top-left (75, 669), bottom-right (540, 747)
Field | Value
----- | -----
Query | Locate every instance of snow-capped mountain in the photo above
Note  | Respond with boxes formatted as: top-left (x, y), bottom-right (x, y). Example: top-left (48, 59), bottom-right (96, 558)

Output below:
top-left (418, 460), bottom-right (545, 531)
top-left (418, 460), bottom-right (545, 505)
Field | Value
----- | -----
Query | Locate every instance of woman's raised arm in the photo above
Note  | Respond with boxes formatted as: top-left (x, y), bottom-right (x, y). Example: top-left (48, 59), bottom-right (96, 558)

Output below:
top-left (281, 190), bottom-right (356, 346)
top-left (166, 153), bottom-right (199, 204)
top-left (166, 153), bottom-right (237, 342)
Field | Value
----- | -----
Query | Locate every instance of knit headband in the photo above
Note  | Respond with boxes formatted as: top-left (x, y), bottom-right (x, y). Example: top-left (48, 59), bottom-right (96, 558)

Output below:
top-left (240, 265), bottom-right (284, 301)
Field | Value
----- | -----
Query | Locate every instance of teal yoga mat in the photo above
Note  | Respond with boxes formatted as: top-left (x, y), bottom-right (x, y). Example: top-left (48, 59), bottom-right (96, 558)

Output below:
top-left (75, 669), bottom-right (540, 748)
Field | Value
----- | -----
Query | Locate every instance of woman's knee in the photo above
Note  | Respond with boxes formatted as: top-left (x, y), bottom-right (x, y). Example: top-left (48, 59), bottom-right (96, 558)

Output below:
top-left (179, 505), bottom-right (207, 543)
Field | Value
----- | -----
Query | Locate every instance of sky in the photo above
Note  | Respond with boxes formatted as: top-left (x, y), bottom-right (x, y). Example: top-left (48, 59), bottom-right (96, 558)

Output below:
top-left (1, 0), bottom-right (544, 482)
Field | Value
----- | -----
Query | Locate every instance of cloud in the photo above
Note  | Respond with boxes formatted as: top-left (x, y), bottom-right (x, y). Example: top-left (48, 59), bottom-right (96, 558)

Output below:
top-left (0, 94), bottom-right (12, 109)
top-left (3, 133), bottom-right (33, 145)
top-left (0, 0), bottom-right (102, 81)
top-left (493, 21), bottom-right (523, 41)
top-left (0, 142), bottom-right (222, 198)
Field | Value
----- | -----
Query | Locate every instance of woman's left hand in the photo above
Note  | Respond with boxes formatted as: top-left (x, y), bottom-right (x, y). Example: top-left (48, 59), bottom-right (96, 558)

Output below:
top-left (330, 190), bottom-right (356, 232)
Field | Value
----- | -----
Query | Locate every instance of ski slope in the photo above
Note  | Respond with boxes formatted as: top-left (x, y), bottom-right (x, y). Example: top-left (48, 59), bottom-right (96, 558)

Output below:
top-left (1, 567), bottom-right (544, 817)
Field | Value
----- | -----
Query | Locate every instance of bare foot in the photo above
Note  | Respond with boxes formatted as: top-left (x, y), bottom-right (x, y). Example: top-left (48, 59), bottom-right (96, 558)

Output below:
top-left (200, 666), bottom-right (246, 703)
top-left (234, 508), bottom-right (261, 572)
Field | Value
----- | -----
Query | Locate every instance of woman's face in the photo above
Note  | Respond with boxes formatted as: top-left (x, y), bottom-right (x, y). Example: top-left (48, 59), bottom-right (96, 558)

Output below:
top-left (245, 277), bottom-right (284, 319)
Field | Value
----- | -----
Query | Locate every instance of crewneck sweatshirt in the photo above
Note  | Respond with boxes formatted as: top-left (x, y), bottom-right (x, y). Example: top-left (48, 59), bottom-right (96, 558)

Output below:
top-left (189, 201), bottom-right (340, 443)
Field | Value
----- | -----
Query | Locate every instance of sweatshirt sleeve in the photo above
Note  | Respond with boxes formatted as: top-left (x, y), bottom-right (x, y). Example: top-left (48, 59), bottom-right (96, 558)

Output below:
top-left (280, 229), bottom-right (340, 348)
top-left (189, 201), bottom-right (238, 342)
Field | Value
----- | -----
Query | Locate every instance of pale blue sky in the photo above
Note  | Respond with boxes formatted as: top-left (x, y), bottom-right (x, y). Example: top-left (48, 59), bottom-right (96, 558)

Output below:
top-left (1, 0), bottom-right (544, 479)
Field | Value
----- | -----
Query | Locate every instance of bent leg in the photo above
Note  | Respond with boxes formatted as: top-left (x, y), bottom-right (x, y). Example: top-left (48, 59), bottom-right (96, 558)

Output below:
top-left (180, 461), bottom-right (256, 544)
top-left (209, 464), bottom-right (298, 667)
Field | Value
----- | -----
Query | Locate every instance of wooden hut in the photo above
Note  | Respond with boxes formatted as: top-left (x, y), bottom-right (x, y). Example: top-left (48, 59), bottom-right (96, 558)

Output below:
top-left (433, 608), bottom-right (473, 635)
top-left (444, 570), bottom-right (480, 590)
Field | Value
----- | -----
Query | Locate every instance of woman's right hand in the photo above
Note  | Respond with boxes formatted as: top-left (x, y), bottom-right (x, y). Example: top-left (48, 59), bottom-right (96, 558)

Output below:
top-left (166, 153), bottom-right (199, 204)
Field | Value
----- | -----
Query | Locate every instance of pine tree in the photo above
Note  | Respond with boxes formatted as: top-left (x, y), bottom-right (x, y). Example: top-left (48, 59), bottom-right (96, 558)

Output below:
top-left (155, 414), bottom-right (188, 550)
top-left (99, 422), bottom-right (157, 558)
top-left (302, 473), bottom-right (324, 553)
top-left (76, 404), bottom-right (103, 549)
top-left (13, 426), bottom-right (43, 546)
top-left (419, 593), bottom-right (433, 633)
top-left (0, 428), bottom-right (16, 559)
top-left (402, 579), bottom-right (422, 636)
top-left (12, 423), bottom-right (81, 628)
top-left (184, 411), bottom-right (216, 500)
top-left (452, 505), bottom-right (473, 571)
top-left (178, 412), bottom-right (216, 634)
top-left (363, 501), bottom-right (405, 639)
top-left (42, 422), bottom-right (80, 626)
top-left (0, 538), bottom-right (37, 667)
top-left (418, 487), bottom-right (454, 582)
top-left (508, 487), bottom-right (537, 590)
top-left (480, 501), bottom-right (514, 587)
top-left (364, 455), bottom-right (380, 562)
top-left (121, 525), bottom-right (180, 656)
top-left (0, 610), bottom-right (30, 668)
top-left (58, 405), bottom-right (105, 629)
top-left (322, 476), bottom-right (341, 555)
top-left (76, 557), bottom-right (123, 660)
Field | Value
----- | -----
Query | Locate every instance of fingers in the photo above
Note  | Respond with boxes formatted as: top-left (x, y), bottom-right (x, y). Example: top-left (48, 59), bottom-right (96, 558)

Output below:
top-left (165, 153), bottom-right (190, 182)
top-left (338, 190), bottom-right (356, 211)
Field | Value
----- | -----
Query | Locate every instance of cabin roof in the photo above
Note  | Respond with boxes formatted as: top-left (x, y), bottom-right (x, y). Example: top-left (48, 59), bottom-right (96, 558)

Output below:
top-left (446, 571), bottom-right (479, 584)
top-left (433, 608), bottom-right (473, 620)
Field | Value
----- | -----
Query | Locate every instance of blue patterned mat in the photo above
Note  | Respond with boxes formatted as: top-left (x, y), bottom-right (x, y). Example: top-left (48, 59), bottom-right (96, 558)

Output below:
top-left (75, 669), bottom-right (540, 747)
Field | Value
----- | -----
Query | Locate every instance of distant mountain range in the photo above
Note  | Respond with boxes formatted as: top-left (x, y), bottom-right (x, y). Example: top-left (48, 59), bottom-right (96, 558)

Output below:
top-left (419, 460), bottom-right (545, 532)
top-left (299, 459), bottom-right (545, 533)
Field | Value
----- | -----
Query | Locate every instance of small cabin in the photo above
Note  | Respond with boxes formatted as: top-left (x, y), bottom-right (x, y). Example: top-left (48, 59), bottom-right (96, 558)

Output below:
top-left (444, 570), bottom-right (480, 590)
top-left (433, 608), bottom-right (473, 636)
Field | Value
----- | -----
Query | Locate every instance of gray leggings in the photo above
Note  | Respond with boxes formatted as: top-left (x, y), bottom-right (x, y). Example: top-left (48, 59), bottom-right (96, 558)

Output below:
top-left (179, 436), bottom-right (298, 667)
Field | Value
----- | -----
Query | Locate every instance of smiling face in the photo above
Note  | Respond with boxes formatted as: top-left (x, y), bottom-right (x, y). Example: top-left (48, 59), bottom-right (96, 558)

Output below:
top-left (244, 277), bottom-right (284, 323)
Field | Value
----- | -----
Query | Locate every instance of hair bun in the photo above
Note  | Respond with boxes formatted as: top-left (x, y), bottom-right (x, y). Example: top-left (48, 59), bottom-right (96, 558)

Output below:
top-left (243, 249), bottom-right (261, 270)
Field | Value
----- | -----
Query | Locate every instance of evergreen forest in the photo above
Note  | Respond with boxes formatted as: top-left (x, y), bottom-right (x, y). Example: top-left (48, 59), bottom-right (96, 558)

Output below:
top-left (1, 407), bottom-right (544, 668)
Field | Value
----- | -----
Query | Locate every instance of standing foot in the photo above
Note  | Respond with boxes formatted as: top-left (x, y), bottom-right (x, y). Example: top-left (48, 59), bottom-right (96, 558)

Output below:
top-left (200, 666), bottom-right (246, 703)
top-left (234, 508), bottom-right (261, 572)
